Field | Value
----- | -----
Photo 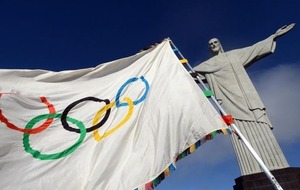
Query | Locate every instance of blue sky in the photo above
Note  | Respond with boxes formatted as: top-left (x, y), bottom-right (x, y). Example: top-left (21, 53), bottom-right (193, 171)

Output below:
top-left (1, 0), bottom-right (299, 189)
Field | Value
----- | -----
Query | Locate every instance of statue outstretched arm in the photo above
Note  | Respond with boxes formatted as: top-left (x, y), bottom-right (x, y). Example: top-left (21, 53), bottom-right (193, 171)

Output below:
top-left (272, 23), bottom-right (295, 39)
top-left (238, 23), bottom-right (295, 68)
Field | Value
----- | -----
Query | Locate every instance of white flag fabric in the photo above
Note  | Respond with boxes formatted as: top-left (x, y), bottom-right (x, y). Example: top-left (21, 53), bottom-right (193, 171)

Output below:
top-left (0, 39), bottom-right (228, 190)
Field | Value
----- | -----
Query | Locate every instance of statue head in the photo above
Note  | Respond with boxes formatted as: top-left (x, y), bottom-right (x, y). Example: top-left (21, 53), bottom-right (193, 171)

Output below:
top-left (208, 38), bottom-right (224, 56)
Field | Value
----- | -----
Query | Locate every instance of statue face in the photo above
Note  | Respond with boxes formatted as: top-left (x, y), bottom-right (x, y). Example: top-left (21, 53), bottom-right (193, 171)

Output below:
top-left (208, 38), bottom-right (222, 55)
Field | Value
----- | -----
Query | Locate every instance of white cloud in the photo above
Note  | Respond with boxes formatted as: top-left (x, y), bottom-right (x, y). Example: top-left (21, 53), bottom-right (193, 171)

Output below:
top-left (172, 134), bottom-right (238, 181)
top-left (251, 63), bottom-right (300, 144)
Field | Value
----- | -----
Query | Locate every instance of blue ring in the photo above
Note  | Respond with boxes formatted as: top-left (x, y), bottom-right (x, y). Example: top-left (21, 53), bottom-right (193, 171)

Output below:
top-left (115, 76), bottom-right (149, 107)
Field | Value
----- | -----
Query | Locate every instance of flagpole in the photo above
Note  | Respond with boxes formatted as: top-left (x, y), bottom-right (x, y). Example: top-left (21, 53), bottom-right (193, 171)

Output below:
top-left (168, 38), bottom-right (284, 190)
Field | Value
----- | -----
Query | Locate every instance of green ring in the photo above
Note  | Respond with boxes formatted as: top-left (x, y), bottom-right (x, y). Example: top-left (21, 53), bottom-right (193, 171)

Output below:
top-left (23, 113), bottom-right (86, 160)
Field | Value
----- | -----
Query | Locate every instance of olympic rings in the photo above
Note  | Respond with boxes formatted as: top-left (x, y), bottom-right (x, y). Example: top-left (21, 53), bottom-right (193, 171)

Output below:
top-left (0, 96), bottom-right (55, 134)
top-left (61, 97), bottom-right (111, 133)
top-left (93, 97), bottom-right (134, 141)
top-left (115, 76), bottom-right (149, 107)
top-left (1, 76), bottom-right (150, 160)
top-left (23, 113), bottom-right (86, 160)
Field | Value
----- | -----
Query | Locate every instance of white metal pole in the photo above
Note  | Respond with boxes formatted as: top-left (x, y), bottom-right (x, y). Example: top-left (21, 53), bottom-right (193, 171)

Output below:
top-left (168, 39), bottom-right (283, 190)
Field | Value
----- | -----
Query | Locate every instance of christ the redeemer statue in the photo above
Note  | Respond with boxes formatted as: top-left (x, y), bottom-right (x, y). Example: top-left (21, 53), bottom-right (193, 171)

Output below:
top-left (193, 23), bottom-right (295, 175)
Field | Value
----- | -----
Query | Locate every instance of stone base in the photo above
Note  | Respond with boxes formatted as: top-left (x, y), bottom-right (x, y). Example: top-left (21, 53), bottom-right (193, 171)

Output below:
top-left (233, 167), bottom-right (300, 190)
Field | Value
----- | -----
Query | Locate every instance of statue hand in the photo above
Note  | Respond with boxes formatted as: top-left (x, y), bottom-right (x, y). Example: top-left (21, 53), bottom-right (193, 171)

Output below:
top-left (274, 23), bottom-right (295, 39)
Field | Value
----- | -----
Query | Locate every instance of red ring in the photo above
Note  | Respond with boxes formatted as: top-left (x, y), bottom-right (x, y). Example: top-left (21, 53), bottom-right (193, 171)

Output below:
top-left (0, 96), bottom-right (55, 134)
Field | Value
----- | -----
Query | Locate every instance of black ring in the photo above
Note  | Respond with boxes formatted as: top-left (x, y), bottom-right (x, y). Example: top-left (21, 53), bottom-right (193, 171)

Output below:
top-left (61, 97), bottom-right (111, 133)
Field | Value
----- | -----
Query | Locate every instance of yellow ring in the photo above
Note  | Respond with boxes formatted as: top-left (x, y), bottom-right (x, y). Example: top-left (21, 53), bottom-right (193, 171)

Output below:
top-left (93, 97), bottom-right (134, 142)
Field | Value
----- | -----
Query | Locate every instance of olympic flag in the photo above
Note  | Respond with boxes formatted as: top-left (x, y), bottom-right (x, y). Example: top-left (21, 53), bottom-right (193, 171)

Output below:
top-left (0, 39), bottom-right (228, 190)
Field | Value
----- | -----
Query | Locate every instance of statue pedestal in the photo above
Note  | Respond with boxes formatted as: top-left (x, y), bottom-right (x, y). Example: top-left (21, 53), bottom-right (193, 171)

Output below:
top-left (233, 167), bottom-right (300, 190)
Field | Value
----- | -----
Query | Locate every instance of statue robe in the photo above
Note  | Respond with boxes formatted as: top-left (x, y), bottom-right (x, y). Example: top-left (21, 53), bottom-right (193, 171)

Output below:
top-left (193, 36), bottom-right (289, 175)
top-left (194, 36), bottom-right (276, 124)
